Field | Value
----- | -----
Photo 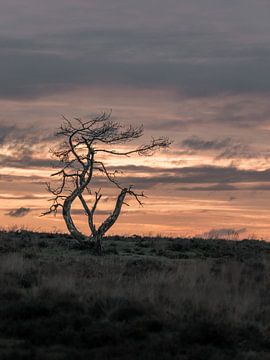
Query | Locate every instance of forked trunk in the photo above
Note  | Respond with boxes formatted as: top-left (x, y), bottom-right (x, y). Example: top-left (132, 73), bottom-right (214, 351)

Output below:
top-left (63, 188), bottom-right (127, 254)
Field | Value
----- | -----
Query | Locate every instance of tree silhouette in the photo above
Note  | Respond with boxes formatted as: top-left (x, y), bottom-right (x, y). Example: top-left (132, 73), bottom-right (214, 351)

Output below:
top-left (44, 112), bottom-right (171, 253)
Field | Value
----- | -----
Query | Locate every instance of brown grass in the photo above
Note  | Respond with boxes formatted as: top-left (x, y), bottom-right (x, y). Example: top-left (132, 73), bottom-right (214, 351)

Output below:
top-left (0, 230), bottom-right (270, 359)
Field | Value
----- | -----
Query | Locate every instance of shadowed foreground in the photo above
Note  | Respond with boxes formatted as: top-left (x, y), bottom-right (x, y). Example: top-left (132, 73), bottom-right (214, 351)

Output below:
top-left (1, 230), bottom-right (270, 359)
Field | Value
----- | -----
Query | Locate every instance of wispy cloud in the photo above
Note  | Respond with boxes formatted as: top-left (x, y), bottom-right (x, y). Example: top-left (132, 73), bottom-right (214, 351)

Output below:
top-left (6, 207), bottom-right (31, 217)
top-left (182, 136), bottom-right (232, 151)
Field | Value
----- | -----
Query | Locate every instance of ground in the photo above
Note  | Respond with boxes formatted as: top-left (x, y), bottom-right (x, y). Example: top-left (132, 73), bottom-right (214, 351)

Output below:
top-left (1, 229), bottom-right (270, 359)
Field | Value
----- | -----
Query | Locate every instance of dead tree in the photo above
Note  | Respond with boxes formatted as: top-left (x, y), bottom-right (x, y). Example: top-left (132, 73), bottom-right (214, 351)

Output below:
top-left (43, 112), bottom-right (171, 253)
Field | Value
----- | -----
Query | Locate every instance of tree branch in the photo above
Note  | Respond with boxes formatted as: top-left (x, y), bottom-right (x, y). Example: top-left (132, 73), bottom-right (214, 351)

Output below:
top-left (44, 111), bottom-right (172, 248)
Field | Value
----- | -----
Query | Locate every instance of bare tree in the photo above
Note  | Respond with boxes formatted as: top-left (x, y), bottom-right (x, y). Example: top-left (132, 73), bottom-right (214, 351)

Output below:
top-left (43, 112), bottom-right (171, 253)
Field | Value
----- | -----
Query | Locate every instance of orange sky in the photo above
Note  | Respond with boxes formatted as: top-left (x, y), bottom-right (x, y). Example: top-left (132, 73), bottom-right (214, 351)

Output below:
top-left (1, 88), bottom-right (270, 239)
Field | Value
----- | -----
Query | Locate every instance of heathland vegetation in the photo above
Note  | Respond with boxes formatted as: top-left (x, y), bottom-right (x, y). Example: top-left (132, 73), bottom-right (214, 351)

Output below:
top-left (1, 229), bottom-right (270, 359)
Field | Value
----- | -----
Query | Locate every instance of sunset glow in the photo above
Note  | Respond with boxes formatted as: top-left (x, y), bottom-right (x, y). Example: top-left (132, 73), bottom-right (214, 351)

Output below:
top-left (1, 1), bottom-right (270, 239)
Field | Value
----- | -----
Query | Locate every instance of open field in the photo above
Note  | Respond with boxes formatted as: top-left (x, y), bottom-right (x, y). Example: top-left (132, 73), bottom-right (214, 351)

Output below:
top-left (1, 230), bottom-right (270, 359)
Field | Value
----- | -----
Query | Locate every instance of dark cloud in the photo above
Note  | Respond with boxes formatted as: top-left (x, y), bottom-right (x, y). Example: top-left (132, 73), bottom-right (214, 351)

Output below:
top-left (0, 123), bottom-right (57, 169)
top-left (112, 165), bottom-right (270, 184)
top-left (1, 25), bottom-right (270, 99)
top-left (160, 166), bottom-right (270, 185)
top-left (182, 136), bottom-right (232, 151)
top-left (180, 135), bottom-right (270, 161)
top-left (216, 144), bottom-right (270, 161)
top-left (177, 184), bottom-right (237, 191)
top-left (0, 124), bottom-right (31, 144)
top-left (145, 119), bottom-right (190, 131)
top-left (0, 154), bottom-right (59, 169)
top-left (0, 194), bottom-right (43, 200)
top-left (1, 54), bottom-right (270, 100)
top-left (1, 1), bottom-right (270, 99)
top-left (210, 100), bottom-right (270, 128)
top-left (243, 185), bottom-right (270, 191)
top-left (6, 207), bottom-right (31, 217)
top-left (178, 183), bottom-right (270, 192)
top-left (3, 162), bottom-right (270, 191)
top-left (89, 165), bottom-right (270, 191)
top-left (71, 209), bottom-right (122, 216)
top-left (0, 174), bottom-right (43, 182)
top-left (0, 124), bottom-right (54, 147)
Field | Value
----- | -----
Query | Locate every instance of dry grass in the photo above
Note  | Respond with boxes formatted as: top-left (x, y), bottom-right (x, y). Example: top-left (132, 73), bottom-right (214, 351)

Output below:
top-left (0, 230), bottom-right (270, 359)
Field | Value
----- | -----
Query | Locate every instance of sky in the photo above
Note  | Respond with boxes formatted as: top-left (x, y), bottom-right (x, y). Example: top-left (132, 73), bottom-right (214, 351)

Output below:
top-left (1, 0), bottom-right (270, 238)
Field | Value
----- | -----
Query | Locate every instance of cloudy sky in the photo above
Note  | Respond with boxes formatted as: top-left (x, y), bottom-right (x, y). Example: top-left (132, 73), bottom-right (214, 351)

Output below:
top-left (1, 0), bottom-right (270, 238)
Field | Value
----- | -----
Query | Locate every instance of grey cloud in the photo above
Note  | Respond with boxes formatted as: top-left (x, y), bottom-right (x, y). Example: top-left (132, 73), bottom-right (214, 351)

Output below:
top-left (177, 184), bottom-right (237, 191)
top-left (2, 55), bottom-right (270, 99)
top-left (145, 119), bottom-right (190, 131)
top-left (243, 185), bottom-right (270, 191)
top-left (0, 194), bottom-right (45, 200)
top-left (6, 207), bottom-right (31, 217)
top-left (169, 98), bottom-right (270, 130)
top-left (0, 124), bottom-right (57, 169)
top-left (91, 165), bottom-right (270, 190)
top-left (181, 135), bottom-right (270, 161)
top-left (160, 166), bottom-right (270, 185)
top-left (177, 183), bottom-right (270, 192)
top-left (0, 125), bottom-right (35, 146)
top-left (0, 174), bottom-right (43, 182)
top-left (2, 0), bottom-right (270, 38)
top-left (0, 154), bottom-right (60, 169)
top-left (105, 165), bottom-right (167, 173)
top-left (182, 136), bottom-right (232, 151)
top-left (109, 164), bottom-right (270, 184)
top-left (71, 209), bottom-right (123, 216)
top-left (0, 124), bottom-right (54, 147)
top-left (216, 143), bottom-right (270, 161)
top-left (1, 25), bottom-right (270, 99)
top-left (2, 162), bottom-right (270, 193)
top-left (211, 101), bottom-right (270, 128)
top-left (1, 0), bottom-right (270, 98)
top-left (216, 144), bottom-right (254, 160)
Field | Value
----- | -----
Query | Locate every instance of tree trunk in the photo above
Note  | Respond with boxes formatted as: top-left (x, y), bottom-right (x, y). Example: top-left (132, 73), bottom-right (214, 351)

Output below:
top-left (62, 198), bottom-right (86, 243)
top-left (63, 187), bottom-right (127, 255)
top-left (92, 233), bottom-right (102, 255)
top-left (98, 189), bottom-right (127, 235)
